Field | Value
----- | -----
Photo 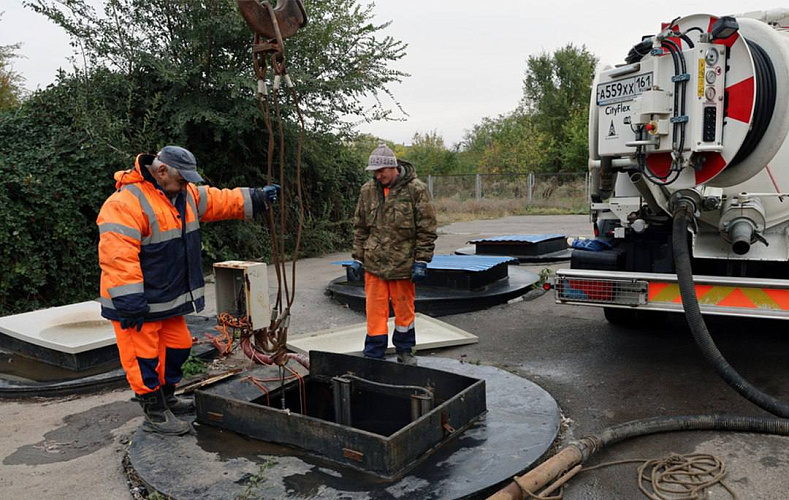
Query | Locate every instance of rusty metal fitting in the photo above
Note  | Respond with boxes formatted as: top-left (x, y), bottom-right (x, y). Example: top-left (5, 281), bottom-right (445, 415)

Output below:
top-left (237, 0), bottom-right (307, 41)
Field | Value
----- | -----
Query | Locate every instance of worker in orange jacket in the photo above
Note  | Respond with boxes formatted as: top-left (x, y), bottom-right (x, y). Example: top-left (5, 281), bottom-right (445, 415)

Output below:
top-left (97, 146), bottom-right (278, 435)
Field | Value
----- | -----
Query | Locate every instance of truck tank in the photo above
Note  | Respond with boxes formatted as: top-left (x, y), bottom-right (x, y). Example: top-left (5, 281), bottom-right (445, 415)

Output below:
top-left (558, 10), bottom-right (789, 322)
top-left (587, 10), bottom-right (789, 268)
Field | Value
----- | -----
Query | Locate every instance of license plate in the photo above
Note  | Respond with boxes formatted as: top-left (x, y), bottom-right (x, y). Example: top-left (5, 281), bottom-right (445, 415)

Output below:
top-left (596, 73), bottom-right (653, 106)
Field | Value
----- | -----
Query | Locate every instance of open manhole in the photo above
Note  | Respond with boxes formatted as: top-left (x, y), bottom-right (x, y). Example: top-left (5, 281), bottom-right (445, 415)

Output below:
top-left (129, 356), bottom-right (561, 499)
top-left (196, 351), bottom-right (486, 479)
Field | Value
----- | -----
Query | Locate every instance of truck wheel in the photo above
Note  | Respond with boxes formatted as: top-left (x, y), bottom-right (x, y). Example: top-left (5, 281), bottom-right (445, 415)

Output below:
top-left (603, 307), bottom-right (639, 326)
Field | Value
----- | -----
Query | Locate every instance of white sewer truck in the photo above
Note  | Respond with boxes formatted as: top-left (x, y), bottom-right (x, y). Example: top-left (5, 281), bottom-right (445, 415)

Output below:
top-left (555, 10), bottom-right (789, 323)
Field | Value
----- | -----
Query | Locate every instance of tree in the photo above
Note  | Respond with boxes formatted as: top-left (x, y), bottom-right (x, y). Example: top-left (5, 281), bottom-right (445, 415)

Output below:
top-left (26, 0), bottom-right (407, 139)
top-left (459, 110), bottom-right (549, 174)
top-left (0, 13), bottom-right (25, 109)
top-left (456, 44), bottom-right (597, 175)
top-left (288, 0), bottom-right (408, 132)
top-left (23, 0), bottom-right (408, 216)
top-left (0, 0), bottom-right (405, 314)
top-left (0, 77), bottom-right (120, 314)
top-left (401, 130), bottom-right (457, 175)
top-left (522, 44), bottom-right (597, 173)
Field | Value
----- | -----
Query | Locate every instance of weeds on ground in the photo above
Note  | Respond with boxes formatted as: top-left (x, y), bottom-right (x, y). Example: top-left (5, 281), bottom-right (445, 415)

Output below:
top-left (236, 458), bottom-right (279, 500)
top-left (458, 355), bottom-right (482, 366)
top-left (181, 355), bottom-right (208, 378)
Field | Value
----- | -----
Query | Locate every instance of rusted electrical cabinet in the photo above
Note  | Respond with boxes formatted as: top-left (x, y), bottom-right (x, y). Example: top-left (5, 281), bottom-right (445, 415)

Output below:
top-left (213, 261), bottom-right (270, 329)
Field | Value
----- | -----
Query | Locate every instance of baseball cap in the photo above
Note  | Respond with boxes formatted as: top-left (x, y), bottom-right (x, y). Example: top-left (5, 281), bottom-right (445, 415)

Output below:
top-left (156, 145), bottom-right (204, 183)
top-left (366, 143), bottom-right (398, 171)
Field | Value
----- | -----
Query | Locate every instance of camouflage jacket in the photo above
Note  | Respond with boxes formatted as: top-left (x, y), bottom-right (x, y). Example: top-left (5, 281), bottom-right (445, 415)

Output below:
top-left (352, 161), bottom-right (437, 280)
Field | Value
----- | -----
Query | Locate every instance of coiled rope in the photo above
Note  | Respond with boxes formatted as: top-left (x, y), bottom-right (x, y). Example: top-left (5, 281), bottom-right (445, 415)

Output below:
top-left (520, 453), bottom-right (733, 500)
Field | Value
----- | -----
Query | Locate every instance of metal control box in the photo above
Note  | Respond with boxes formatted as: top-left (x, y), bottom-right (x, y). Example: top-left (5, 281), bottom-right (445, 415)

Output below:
top-left (213, 261), bottom-right (270, 329)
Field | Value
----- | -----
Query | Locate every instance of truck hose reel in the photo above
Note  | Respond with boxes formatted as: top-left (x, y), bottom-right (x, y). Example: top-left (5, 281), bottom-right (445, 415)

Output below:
top-left (728, 40), bottom-right (777, 169)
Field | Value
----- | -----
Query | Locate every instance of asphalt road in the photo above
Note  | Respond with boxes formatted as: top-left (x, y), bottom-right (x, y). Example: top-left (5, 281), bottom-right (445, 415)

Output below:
top-left (440, 294), bottom-right (789, 498)
top-left (2, 214), bottom-right (789, 499)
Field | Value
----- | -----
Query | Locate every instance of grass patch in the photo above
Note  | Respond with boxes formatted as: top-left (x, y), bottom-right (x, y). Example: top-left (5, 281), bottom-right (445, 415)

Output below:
top-left (434, 197), bottom-right (587, 225)
top-left (431, 174), bottom-right (589, 225)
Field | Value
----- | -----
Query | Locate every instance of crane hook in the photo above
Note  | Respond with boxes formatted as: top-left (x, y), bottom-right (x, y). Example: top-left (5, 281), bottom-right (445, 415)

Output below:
top-left (237, 0), bottom-right (308, 41)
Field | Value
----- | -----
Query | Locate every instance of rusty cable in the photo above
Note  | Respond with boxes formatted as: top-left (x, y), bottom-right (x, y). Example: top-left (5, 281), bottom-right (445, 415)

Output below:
top-left (561, 454), bottom-right (734, 500)
top-left (244, 4), bottom-right (306, 372)
top-left (271, 73), bottom-right (291, 310)
top-left (209, 312), bottom-right (250, 356)
top-left (244, 375), bottom-right (271, 406)
top-left (262, 0), bottom-right (286, 55)
top-left (286, 70), bottom-right (306, 309)
top-left (243, 369), bottom-right (306, 414)
top-left (285, 365), bottom-right (307, 414)
top-left (636, 453), bottom-right (733, 500)
top-left (254, 33), bottom-right (285, 313)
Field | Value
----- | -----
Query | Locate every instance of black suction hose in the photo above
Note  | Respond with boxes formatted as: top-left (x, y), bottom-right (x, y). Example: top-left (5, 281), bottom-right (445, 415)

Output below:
top-left (491, 37), bottom-right (788, 500)
top-left (672, 206), bottom-right (789, 417)
top-left (491, 413), bottom-right (789, 499)
top-left (490, 210), bottom-right (789, 500)
top-left (598, 413), bottom-right (789, 449)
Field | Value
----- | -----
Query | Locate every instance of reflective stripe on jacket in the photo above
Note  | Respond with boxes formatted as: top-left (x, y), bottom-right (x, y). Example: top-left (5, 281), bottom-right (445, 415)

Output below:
top-left (97, 153), bottom-right (253, 321)
top-left (352, 161), bottom-right (437, 280)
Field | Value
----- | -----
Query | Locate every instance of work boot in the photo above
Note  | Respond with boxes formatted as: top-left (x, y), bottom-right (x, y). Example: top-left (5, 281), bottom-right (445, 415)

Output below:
top-left (162, 384), bottom-right (195, 415)
top-left (134, 389), bottom-right (192, 436)
top-left (396, 351), bottom-right (418, 366)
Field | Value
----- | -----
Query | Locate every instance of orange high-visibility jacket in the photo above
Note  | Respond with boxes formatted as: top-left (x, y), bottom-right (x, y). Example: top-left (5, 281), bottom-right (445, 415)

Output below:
top-left (97, 154), bottom-right (253, 321)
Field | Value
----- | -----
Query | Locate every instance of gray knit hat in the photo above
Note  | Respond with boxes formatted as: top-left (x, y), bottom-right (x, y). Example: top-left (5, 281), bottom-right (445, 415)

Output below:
top-left (366, 143), bottom-right (397, 171)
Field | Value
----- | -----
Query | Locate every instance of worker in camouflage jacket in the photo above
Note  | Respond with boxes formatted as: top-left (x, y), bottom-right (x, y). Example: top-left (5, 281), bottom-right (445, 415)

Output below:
top-left (350, 144), bottom-right (437, 365)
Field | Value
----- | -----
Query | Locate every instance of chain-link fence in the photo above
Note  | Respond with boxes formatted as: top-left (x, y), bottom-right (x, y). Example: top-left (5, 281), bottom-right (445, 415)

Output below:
top-left (426, 172), bottom-right (589, 212)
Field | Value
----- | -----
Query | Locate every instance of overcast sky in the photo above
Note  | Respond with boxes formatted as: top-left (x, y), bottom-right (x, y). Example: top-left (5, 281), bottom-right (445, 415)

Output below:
top-left (1, 1), bottom-right (784, 147)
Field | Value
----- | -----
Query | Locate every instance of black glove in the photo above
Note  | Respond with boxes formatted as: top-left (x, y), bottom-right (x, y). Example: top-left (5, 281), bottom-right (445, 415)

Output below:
top-left (348, 260), bottom-right (363, 281)
top-left (251, 184), bottom-right (281, 216)
top-left (118, 307), bottom-right (148, 332)
top-left (411, 261), bottom-right (428, 283)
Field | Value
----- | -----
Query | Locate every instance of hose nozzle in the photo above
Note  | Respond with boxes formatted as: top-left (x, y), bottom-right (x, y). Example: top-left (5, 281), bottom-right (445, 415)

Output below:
top-left (729, 220), bottom-right (754, 255)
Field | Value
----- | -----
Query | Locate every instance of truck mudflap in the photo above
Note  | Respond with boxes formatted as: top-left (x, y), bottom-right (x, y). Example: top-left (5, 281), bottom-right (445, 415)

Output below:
top-left (554, 269), bottom-right (789, 320)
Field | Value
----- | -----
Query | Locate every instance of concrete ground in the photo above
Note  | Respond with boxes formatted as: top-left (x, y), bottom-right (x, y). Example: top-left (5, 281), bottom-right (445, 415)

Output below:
top-left (3, 214), bottom-right (789, 499)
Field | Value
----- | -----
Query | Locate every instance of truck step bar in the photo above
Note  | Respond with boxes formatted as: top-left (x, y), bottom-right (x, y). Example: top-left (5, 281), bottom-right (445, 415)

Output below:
top-left (554, 269), bottom-right (789, 320)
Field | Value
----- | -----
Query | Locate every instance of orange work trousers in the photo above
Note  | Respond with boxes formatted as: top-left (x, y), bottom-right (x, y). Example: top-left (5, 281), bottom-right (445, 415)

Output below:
top-left (111, 316), bottom-right (193, 395)
top-left (363, 272), bottom-right (416, 359)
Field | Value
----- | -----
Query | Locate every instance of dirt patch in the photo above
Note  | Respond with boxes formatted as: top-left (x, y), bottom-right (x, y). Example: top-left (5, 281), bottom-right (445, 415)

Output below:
top-left (4, 400), bottom-right (139, 465)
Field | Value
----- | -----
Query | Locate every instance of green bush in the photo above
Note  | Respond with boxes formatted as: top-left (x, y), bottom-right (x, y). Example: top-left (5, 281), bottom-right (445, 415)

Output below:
top-left (0, 0), bottom-right (401, 315)
top-left (0, 80), bottom-right (123, 314)
top-left (0, 76), bottom-right (366, 316)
